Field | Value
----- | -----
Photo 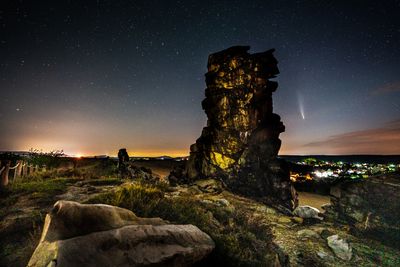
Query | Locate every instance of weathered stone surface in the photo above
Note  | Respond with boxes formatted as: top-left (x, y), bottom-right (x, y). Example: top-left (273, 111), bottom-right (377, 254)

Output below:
top-left (28, 201), bottom-right (214, 267)
top-left (327, 235), bottom-right (352, 261)
top-left (40, 200), bottom-right (165, 241)
top-left (325, 174), bottom-right (400, 247)
top-left (293, 205), bottom-right (323, 220)
top-left (193, 178), bottom-right (223, 193)
top-left (184, 46), bottom-right (297, 210)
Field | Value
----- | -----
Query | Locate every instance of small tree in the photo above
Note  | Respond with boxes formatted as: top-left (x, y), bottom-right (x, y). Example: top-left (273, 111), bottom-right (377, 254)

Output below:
top-left (27, 149), bottom-right (65, 169)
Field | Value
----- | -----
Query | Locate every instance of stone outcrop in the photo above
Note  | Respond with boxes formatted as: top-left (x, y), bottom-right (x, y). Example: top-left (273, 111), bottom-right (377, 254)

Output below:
top-left (117, 148), bottom-right (130, 177)
top-left (185, 46), bottom-right (297, 210)
top-left (28, 201), bottom-right (214, 267)
top-left (325, 174), bottom-right (400, 247)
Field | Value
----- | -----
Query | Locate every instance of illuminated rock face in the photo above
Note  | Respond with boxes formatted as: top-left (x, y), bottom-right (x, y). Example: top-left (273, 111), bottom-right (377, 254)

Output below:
top-left (186, 46), bottom-right (297, 210)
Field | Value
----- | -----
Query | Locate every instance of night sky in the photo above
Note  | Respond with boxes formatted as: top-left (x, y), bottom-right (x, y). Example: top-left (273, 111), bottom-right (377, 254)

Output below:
top-left (1, 0), bottom-right (399, 156)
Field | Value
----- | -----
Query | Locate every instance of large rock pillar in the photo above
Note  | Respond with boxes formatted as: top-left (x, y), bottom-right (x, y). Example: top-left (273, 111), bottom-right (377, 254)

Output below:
top-left (185, 46), bottom-right (297, 210)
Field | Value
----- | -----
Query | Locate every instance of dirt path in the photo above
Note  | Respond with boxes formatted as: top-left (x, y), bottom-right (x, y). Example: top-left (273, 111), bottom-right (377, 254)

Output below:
top-left (297, 191), bottom-right (330, 210)
top-left (132, 160), bottom-right (181, 178)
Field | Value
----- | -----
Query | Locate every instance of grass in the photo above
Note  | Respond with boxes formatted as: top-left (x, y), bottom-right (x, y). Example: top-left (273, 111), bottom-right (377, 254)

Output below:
top-left (0, 176), bottom-right (73, 267)
top-left (84, 178), bottom-right (124, 186)
top-left (11, 178), bottom-right (75, 194)
top-left (0, 178), bottom-right (75, 219)
top-left (0, 158), bottom-right (121, 267)
top-left (86, 181), bottom-right (276, 266)
top-left (353, 242), bottom-right (400, 267)
top-left (0, 209), bottom-right (46, 267)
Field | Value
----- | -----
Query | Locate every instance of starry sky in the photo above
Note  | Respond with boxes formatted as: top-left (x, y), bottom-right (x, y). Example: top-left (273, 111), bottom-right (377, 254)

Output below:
top-left (1, 0), bottom-right (399, 156)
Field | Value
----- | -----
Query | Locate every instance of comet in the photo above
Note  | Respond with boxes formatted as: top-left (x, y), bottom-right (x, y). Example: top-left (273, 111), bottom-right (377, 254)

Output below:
top-left (297, 91), bottom-right (305, 120)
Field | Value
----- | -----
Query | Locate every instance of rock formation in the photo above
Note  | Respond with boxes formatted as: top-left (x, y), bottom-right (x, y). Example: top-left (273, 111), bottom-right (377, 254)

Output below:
top-left (185, 46), bottom-right (297, 210)
top-left (28, 201), bottom-right (214, 267)
top-left (117, 148), bottom-right (130, 177)
top-left (325, 174), bottom-right (400, 248)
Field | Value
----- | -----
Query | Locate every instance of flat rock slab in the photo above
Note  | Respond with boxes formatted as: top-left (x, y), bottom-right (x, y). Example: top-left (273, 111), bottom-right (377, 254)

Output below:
top-left (27, 201), bottom-right (214, 267)
top-left (28, 224), bottom-right (214, 267)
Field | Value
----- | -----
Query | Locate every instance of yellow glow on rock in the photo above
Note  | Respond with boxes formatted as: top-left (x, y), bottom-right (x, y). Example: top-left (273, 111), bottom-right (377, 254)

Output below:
top-left (229, 58), bottom-right (238, 69)
top-left (209, 64), bottom-right (219, 72)
top-left (210, 152), bottom-right (235, 169)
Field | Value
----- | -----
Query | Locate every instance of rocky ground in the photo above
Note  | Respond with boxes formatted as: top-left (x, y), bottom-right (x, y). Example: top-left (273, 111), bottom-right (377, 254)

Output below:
top-left (1, 160), bottom-right (399, 266)
top-left (167, 179), bottom-right (400, 266)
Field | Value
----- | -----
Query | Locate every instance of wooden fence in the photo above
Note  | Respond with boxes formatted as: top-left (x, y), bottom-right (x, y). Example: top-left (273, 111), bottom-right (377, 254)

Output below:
top-left (0, 160), bottom-right (45, 188)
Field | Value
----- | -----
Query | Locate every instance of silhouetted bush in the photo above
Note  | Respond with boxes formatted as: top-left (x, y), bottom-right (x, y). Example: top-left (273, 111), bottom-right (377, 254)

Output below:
top-left (27, 149), bottom-right (66, 169)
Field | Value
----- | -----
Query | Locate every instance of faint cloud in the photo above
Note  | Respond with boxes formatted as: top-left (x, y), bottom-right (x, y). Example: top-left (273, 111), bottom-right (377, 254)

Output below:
top-left (385, 118), bottom-right (400, 127)
top-left (303, 120), bottom-right (400, 154)
top-left (371, 81), bottom-right (400, 95)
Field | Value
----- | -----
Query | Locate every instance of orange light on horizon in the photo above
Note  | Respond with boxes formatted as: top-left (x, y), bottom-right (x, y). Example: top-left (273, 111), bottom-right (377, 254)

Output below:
top-left (63, 149), bottom-right (190, 158)
top-left (126, 149), bottom-right (189, 158)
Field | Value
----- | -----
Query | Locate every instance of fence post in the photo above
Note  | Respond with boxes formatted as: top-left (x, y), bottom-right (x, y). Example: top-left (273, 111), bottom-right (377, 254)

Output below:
top-left (22, 162), bottom-right (28, 177)
top-left (1, 160), bottom-right (11, 188)
top-left (15, 160), bottom-right (23, 180)
top-left (9, 161), bottom-right (21, 183)
top-left (28, 165), bottom-right (34, 175)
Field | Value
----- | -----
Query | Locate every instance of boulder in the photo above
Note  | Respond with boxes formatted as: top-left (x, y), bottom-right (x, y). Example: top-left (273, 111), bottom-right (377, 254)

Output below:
top-left (39, 200), bottom-right (165, 241)
top-left (326, 234), bottom-right (352, 261)
top-left (293, 205), bottom-right (323, 220)
top-left (28, 201), bottom-right (215, 267)
top-left (193, 179), bottom-right (223, 193)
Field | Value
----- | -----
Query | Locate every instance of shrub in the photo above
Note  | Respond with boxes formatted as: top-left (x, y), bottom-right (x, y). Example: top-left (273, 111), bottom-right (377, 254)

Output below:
top-left (27, 149), bottom-right (66, 169)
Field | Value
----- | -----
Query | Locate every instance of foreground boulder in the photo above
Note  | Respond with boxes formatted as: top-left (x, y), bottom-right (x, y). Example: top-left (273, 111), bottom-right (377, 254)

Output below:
top-left (326, 235), bottom-right (352, 261)
top-left (184, 46), bottom-right (297, 210)
top-left (28, 201), bottom-right (215, 267)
